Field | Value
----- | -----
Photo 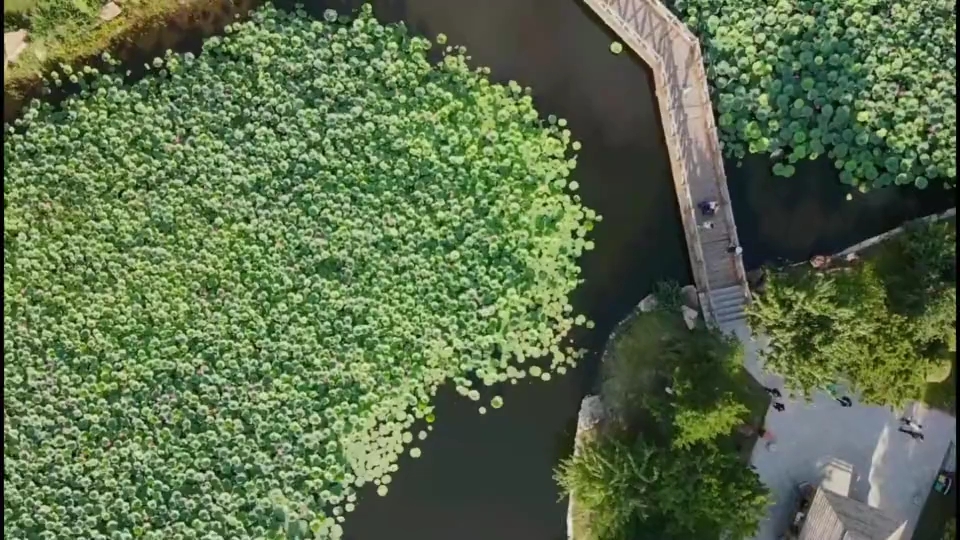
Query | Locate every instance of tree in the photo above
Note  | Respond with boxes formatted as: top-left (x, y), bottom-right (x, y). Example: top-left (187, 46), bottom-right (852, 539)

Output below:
top-left (659, 327), bottom-right (753, 449)
top-left (556, 434), bottom-right (769, 540)
top-left (671, 395), bottom-right (749, 451)
top-left (880, 220), bottom-right (957, 317)
top-left (648, 442), bottom-right (769, 540)
top-left (747, 261), bottom-right (932, 407)
top-left (567, 298), bottom-right (771, 540)
top-left (879, 220), bottom-right (957, 356)
top-left (555, 434), bottom-right (660, 540)
top-left (602, 312), bottom-right (755, 447)
top-left (943, 518), bottom-right (957, 540)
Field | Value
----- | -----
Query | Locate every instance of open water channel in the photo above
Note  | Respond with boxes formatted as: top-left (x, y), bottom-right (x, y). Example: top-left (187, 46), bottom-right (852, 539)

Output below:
top-left (4, 0), bottom-right (952, 538)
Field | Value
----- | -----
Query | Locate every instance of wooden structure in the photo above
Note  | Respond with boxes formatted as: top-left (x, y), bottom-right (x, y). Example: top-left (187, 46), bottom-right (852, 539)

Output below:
top-left (788, 460), bottom-right (906, 540)
top-left (796, 487), bottom-right (907, 540)
top-left (581, 0), bottom-right (750, 329)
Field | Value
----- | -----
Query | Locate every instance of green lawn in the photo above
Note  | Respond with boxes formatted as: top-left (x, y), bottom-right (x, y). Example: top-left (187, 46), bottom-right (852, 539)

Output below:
top-left (4, 0), bottom-right (223, 95)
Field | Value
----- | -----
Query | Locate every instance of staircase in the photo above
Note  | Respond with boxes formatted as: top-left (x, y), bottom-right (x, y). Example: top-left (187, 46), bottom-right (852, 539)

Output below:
top-left (708, 284), bottom-right (749, 330)
top-left (579, 0), bottom-right (752, 331)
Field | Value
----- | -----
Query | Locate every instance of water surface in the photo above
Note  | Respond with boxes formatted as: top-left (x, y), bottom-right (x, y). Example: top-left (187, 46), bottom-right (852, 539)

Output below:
top-left (4, 1), bottom-right (952, 538)
top-left (335, 1), bottom-right (690, 539)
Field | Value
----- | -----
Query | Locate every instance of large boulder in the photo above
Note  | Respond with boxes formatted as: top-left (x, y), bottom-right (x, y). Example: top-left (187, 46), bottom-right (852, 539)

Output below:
top-left (4, 30), bottom-right (28, 71)
top-left (576, 395), bottom-right (607, 432)
top-left (680, 285), bottom-right (699, 310)
top-left (681, 305), bottom-right (699, 330)
top-left (100, 2), bottom-right (122, 21)
top-left (638, 293), bottom-right (658, 312)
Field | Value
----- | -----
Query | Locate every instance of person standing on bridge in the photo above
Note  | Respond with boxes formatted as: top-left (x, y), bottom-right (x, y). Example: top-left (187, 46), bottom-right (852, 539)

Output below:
top-left (727, 244), bottom-right (743, 255)
top-left (698, 199), bottom-right (719, 216)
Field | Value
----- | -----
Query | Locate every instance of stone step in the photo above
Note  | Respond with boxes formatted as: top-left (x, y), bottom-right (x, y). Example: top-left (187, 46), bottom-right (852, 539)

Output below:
top-left (710, 284), bottom-right (746, 301)
top-left (712, 299), bottom-right (745, 314)
top-left (707, 284), bottom-right (748, 324)
top-left (716, 314), bottom-right (748, 333)
top-left (716, 302), bottom-right (745, 315)
top-left (707, 273), bottom-right (738, 286)
top-left (712, 301), bottom-right (744, 320)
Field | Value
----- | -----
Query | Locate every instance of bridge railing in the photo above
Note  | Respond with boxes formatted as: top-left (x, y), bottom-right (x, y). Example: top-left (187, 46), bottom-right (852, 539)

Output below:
top-left (582, 0), bottom-right (753, 323)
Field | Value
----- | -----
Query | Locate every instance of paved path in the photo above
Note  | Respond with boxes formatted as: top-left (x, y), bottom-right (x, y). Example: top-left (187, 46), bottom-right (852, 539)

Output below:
top-left (580, 0), bottom-right (750, 327)
top-left (725, 320), bottom-right (957, 540)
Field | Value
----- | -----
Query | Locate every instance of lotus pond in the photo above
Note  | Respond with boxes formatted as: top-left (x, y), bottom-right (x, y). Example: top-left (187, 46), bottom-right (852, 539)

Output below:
top-left (2, 1), bottom-right (953, 540)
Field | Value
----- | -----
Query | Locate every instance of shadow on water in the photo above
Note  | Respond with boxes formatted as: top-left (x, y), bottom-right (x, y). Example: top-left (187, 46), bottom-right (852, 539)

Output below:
top-left (5, 0), bottom-right (955, 539)
top-left (726, 153), bottom-right (956, 271)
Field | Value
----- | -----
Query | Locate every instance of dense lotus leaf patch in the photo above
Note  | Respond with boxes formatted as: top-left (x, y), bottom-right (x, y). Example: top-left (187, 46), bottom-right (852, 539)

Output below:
top-left (2, 4), bottom-right (597, 539)
top-left (673, 0), bottom-right (956, 190)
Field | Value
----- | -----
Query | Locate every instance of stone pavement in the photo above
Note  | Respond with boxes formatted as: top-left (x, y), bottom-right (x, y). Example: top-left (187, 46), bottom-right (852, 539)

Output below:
top-left (721, 320), bottom-right (958, 540)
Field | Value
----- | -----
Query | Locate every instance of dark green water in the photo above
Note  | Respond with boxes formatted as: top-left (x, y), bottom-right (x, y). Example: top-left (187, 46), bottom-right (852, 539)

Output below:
top-left (3, 0), bottom-right (952, 539)
top-left (728, 154), bottom-right (954, 270)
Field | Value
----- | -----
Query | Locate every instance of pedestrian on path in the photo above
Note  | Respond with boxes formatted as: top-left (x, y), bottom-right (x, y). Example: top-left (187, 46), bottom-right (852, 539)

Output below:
top-left (772, 402), bottom-right (785, 412)
top-left (898, 426), bottom-right (924, 441)
top-left (763, 386), bottom-right (782, 398)
top-left (836, 396), bottom-right (853, 407)
top-left (900, 417), bottom-right (923, 430)
top-left (727, 244), bottom-right (743, 255)
top-left (698, 200), bottom-right (718, 216)
top-left (701, 220), bottom-right (715, 230)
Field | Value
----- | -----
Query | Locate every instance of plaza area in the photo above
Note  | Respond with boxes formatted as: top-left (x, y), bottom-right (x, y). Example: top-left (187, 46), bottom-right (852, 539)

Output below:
top-left (723, 321), bottom-right (957, 540)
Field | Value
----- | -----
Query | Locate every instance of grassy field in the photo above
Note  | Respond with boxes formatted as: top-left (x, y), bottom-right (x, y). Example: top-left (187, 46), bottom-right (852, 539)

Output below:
top-left (3, 0), bottom-right (219, 93)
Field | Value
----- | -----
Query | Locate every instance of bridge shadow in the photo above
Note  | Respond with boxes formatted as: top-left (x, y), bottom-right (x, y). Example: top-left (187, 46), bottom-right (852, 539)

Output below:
top-left (580, 0), bottom-right (744, 302)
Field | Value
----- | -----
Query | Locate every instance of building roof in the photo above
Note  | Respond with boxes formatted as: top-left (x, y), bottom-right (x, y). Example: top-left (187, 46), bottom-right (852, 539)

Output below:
top-left (798, 487), bottom-right (907, 540)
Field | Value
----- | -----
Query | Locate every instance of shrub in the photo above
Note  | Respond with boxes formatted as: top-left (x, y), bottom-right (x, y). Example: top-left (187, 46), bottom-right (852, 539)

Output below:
top-left (747, 263), bottom-right (932, 406)
top-left (3, 4), bottom-right (598, 538)
top-left (601, 311), bottom-right (754, 448)
top-left (652, 280), bottom-right (685, 313)
top-left (672, 0), bottom-right (957, 190)
top-left (556, 434), bottom-right (769, 540)
top-left (556, 434), bottom-right (657, 540)
top-left (944, 518), bottom-right (957, 540)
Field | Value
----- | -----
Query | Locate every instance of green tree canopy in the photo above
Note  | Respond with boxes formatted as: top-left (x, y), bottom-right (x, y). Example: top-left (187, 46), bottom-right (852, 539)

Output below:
top-left (602, 310), bottom-right (755, 449)
top-left (877, 219), bottom-right (957, 352)
top-left (562, 304), bottom-right (770, 540)
top-left (747, 220), bottom-right (956, 407)
top-left (556, 434), bottom-right (769, 540)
